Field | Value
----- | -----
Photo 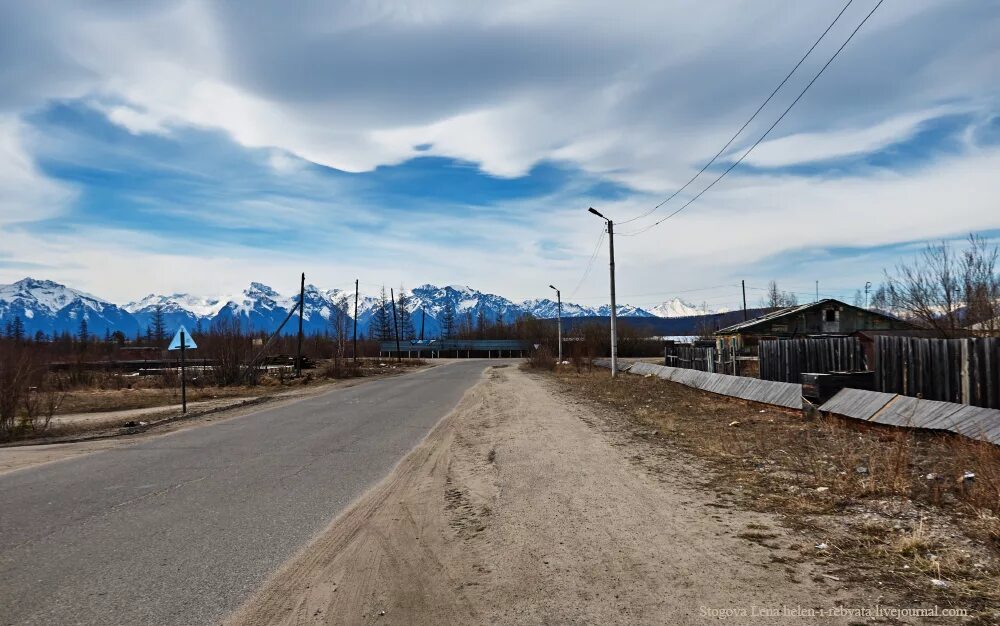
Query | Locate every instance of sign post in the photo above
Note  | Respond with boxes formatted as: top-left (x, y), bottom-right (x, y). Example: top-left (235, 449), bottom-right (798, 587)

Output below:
top-left (168, 326), bottom-right (198, 414)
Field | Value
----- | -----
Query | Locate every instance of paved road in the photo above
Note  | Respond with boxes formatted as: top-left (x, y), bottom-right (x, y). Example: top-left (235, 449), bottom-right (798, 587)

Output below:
top-left (0, 360), bottom-right (502, 625)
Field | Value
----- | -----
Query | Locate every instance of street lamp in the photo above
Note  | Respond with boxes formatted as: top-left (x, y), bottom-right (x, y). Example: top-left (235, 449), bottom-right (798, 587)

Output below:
top-left (588, 207), bottom-right (618, 378)
top-left (549, 284), bottom-right (562, 363)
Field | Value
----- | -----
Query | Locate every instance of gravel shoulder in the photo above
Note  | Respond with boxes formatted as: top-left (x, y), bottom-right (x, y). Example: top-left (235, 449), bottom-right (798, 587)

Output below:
top-left (229, 365), bottom-right (884, 625)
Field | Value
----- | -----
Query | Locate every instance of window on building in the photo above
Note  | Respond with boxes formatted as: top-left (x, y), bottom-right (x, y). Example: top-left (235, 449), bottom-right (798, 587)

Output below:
top-left (825, 309), bottom-right (836, 322)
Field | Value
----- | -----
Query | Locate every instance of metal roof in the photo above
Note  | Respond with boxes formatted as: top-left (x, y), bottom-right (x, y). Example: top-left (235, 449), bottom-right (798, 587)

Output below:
top-left (714, 298), bottom-right (909, 335)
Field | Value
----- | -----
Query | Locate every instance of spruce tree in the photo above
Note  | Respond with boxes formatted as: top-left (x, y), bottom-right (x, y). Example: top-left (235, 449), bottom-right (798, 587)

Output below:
top-left (151, 304), bottom-right (167, 346)
top-left (79, 317), bottom-right (89, 343)
top-left (476, 308), bottom-right (487, 339)
top-left (441, 300), bottom-right (455, 339)
top-left (397, 287), bottom-right (415, 341)
top-left (11, 316), bottom-right (24, 342)
top-left (374, 287), bottom-right (392, 341)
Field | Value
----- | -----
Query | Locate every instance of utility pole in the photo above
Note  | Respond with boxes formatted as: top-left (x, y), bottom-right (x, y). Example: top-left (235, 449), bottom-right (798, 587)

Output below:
top-left (864, 281), bottom-right (872, 309)
top-left (295, 272), bottom-right (305, 376)
top-left (588, 207), bottom-right (617, 377)
top-left (549, 285), bottom-right (562, 363)
top-left (741, 280), bottom-right (748, 321)
top-left (390, 287), bottom-right (401, 363)
top-left (180, 328), bottom-right (187, 414)
top-left (815, 280), bottom-right (819, 303)
top-left (353, 278), bottom-right (359, 362)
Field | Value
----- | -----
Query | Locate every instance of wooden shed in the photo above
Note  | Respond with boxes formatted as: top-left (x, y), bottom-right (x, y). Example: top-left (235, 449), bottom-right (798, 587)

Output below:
top-left (714, 298), bottom-right (915, 353)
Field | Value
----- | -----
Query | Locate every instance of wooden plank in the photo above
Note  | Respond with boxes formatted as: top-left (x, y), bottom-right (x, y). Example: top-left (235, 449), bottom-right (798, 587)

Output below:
top-left (819, 388), bottom-right (897, 421)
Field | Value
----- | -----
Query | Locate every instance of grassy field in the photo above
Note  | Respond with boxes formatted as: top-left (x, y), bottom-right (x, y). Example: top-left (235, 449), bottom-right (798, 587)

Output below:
top-left (549, 365), bottom-right (1000, 622)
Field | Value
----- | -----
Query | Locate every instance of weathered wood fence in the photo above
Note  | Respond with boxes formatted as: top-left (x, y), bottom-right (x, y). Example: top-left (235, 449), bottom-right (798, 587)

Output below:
top-left (875, 336), bottom-right (1000, 408)
top-left (759, 337), bottom-right (866, 383)
top-left (665, 345), bottom-right (716, 372)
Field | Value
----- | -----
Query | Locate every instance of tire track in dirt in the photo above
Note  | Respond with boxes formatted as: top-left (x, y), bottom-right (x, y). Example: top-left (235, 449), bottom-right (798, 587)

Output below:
top-left (229, 365), bottom-right (884, 625)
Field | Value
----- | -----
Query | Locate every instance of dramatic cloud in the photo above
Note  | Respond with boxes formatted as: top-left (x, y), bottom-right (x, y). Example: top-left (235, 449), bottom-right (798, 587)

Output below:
top-left (0, 0), bottom-right (998, 304)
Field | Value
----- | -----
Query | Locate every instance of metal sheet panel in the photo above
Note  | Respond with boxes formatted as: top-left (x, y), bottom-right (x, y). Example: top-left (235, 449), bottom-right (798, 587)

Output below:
top-left (819, 389), bottom-right (897, 421)
top-left (871, 396), bottom-right (964, 429)
top-left (946, 406), bottom-right (1000, 441)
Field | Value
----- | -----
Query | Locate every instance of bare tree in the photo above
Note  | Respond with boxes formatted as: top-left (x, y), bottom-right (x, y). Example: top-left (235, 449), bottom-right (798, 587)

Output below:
top-left (0, 341), bottom-right (40, 437)
top-left (962, 234), bottom-right (1000, 335)
top-left (882, 234), bottom-right (1000, 337)
top-left (206, 318), bottom-right (258, 386)
top-left (328, 295), bottom-right (351, 375)
top-left (760, 280), bottom-right (798, 309)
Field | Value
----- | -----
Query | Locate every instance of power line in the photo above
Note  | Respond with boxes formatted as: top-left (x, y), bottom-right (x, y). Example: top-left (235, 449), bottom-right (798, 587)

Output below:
top-left (568, 228), bottom-right (607, 299)
top-left (619, 0), bottom-right (884, 237)
top-left (618, 0), bottom-right (856, 226)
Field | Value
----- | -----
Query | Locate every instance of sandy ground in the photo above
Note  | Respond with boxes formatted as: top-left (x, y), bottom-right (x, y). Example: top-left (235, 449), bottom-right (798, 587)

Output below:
top-left (49, 395), bottom-right (255, 428)
top-left (229, 365), bottom-right (886, 626)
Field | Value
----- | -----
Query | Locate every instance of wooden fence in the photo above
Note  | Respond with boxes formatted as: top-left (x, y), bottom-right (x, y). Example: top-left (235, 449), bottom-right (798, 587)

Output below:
top-left (875, 336), bottom-right (1000, 408)
top-left (759, 337), bottom-right (867, 384)
top-left (664, 345), bottom-right (717, 372)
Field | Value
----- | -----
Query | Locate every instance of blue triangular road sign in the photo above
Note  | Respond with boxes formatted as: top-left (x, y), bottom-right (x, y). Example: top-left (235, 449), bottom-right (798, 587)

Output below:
top-left (168, 325), bottom-right (198, 351)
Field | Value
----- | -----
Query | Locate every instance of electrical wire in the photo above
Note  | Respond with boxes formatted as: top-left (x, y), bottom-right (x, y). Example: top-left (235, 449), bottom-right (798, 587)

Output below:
top-left (618, 0), bottom-right (884, 237)
top-left (568, 228), bottom-right (607, 299)
top-left (617, 0), bottom-right (856, 226)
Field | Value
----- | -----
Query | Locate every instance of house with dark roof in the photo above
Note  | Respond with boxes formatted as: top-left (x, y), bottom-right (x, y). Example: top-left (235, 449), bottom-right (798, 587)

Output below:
top-left (714, 298), bottom-right (916, 351)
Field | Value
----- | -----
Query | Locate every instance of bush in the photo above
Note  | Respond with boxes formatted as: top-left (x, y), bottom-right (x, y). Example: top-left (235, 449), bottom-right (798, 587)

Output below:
top-left (527, 346), bottom-right (556, 371)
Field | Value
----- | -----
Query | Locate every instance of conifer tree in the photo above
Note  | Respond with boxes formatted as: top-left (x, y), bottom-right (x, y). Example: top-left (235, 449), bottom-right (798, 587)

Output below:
top-left (441, 300), bottom-right (456, 339)
top-left (397, 287), bottom-right (415, 341)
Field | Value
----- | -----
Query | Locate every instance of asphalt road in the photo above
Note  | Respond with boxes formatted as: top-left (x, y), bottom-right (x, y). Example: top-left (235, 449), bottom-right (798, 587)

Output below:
top-left (0, 360), bottom-right (502, 626)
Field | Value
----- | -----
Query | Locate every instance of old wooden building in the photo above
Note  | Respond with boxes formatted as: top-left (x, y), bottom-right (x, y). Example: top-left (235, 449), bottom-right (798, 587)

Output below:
top-left (715, 298), bottom-right (914, 351)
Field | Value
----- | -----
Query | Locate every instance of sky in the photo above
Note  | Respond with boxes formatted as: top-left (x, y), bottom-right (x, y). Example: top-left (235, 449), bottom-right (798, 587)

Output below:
top-left (1, 0), bottom-right (998, 310)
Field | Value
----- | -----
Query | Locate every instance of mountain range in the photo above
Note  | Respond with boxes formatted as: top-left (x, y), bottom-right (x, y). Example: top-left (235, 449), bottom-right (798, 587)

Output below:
top-left (0, 277), bottom-right (729, 339)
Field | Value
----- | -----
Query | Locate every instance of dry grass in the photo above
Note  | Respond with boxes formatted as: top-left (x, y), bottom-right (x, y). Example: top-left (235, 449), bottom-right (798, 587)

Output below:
top-left (550, 367), bottom-right (1000, 620)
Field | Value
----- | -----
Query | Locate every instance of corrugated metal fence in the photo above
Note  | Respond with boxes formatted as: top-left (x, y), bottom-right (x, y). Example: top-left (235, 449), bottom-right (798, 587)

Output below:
top-left (875, 336), bottom-right (1000, 408)
top-left (759, 337), bottom-right (866, 383)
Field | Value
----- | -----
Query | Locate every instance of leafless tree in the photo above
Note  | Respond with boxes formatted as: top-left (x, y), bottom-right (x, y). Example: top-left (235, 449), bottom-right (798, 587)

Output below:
top-left (0, 341), bottom-right (41, 437)
top-left (882, 234), bottom-right (999, 337)
top-left (760, 280), bottom-right (798, 309)
top-left (326, 295), bottom-right (351, 376)
top-left (205, 318), bottom-right (258, 386)
top-left (962, 234), bottom-right (1000, 335)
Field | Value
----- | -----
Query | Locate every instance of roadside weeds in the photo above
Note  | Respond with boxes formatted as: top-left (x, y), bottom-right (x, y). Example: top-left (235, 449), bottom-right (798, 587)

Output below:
top-left (547, 367), bottom-right (1000, 623)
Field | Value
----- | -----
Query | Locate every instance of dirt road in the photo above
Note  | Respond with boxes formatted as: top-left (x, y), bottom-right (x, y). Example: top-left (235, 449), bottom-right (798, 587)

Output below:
top-left (231, 365), bottom-right (881, 625)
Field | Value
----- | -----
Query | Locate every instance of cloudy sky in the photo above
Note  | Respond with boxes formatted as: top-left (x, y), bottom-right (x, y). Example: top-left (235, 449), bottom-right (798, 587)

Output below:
top-left (1, 0), bottom-right (998, 310)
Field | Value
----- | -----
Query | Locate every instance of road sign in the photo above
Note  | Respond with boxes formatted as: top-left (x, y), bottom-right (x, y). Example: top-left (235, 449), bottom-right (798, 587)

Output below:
top-left (168, 326), bottom-right (197, 351)
top-left (168, 326), bottom-right (196, 414)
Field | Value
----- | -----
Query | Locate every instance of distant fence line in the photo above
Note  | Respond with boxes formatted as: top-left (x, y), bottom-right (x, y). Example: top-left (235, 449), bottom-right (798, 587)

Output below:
top-left (875, 336), bottom-right (999, 409)
top-left (663, 335), bottom-right (999, 410)
top-left (759, 337), bottom-right (866, 384)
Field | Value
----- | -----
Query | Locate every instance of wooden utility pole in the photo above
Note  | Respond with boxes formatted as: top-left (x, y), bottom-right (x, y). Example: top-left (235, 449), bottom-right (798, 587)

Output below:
top-left (742, 280), bottom-right (748, 321)
top-left (353, 278), bottom-right (359, 362)
top-left (390, 287), bottom-right (402, 363)
top-left (608, 219), bottom-right (618, 377)
top-left (295, 272), bottom-right (305, 376)
top-left (180, 329), bottom-right (187, 413)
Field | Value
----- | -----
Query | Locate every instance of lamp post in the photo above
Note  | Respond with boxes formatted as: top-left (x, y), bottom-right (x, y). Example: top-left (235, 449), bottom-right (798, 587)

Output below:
top-left (549, 284), bottom-right (562, 363)
top-left (588, 207), bottom-right (618, 378)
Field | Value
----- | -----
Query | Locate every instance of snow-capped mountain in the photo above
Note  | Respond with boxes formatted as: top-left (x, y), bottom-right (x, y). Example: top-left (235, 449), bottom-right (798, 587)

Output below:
top-left (0, 278), bottom-right (140, 337)
top-left (0, 277), bottom-right (730, 339)
top-left (648, 297), bottom-right (729, 318)
top-left (519, 298), bottom-right (601, 318)
top-left (125, 293), bottom-right (228, 333)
